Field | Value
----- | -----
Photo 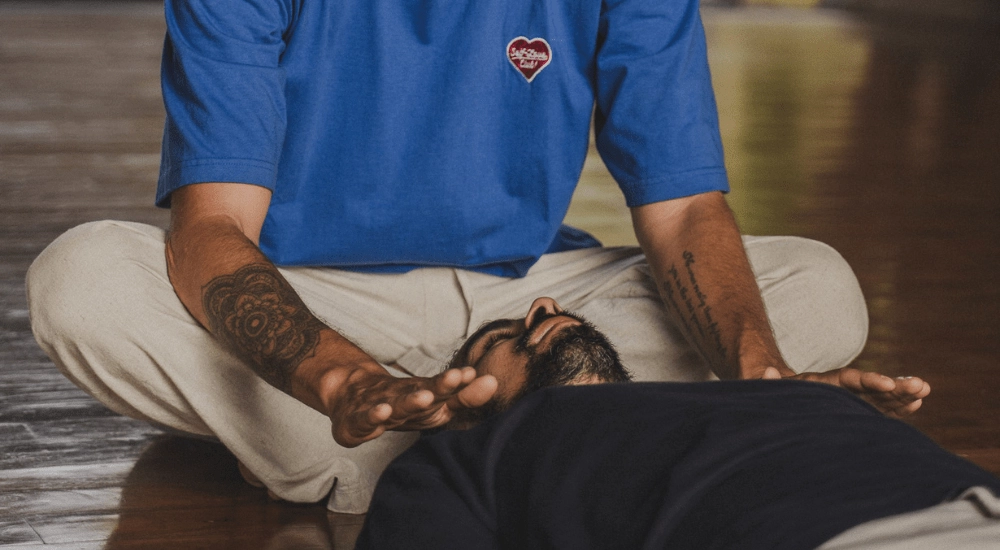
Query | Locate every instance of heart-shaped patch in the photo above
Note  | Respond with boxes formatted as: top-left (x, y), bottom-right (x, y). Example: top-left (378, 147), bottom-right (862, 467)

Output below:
top-left (507, 37), bottom-right (552, 83)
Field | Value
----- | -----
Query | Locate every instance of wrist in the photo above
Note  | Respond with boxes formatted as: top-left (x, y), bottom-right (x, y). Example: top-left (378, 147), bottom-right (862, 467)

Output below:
top-left (290, 330), bottom-right (387, 414)
top-left (735, 335), bottom-right (792, 379)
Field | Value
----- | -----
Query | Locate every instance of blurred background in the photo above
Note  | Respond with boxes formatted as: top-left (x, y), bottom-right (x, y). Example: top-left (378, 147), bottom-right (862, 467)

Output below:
top-left (1, 0), bottom-right (998, 548)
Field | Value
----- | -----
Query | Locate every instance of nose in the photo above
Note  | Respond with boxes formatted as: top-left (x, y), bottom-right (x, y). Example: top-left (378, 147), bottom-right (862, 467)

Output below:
top-left (524, 297), bottom-right (563, 329)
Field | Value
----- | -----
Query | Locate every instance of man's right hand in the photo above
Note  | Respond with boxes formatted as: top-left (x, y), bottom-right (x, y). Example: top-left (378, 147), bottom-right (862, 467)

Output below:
top-left (320, 366), bottom-right (498, 447)
top-left (167, 183), bottom-right (500, 447)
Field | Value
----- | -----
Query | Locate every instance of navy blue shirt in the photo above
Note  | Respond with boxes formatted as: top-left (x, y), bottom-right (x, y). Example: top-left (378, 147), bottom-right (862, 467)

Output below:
top-left (156, 0), bottom-right (728, 276)
top-left (357, 381), bottom-right (1000, 549)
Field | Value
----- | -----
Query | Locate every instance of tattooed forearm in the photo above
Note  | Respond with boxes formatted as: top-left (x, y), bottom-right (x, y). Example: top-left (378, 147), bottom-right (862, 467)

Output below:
top-left (659, 251), bottom-right (729, 365)
top-left (663, 265), bottom-right (697, 339)
top-left (202, 263), bottom-right (325, 392)
top-left (682, 251), bottom-right (728, 361)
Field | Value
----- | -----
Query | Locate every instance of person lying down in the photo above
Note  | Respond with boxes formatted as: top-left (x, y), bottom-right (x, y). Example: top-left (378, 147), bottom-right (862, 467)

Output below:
top-left (355, 298), bottom-right (1000, 549)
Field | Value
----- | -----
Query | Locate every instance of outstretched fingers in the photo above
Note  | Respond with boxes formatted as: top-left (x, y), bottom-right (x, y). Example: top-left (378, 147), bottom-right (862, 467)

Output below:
top-left (791, 367), bottom-right (931, 417)
top-left (337, 390), bottom-right (443, 447)
top-left (384, 368), bottom-right (476, 419)
top-left (329, 367), bottom-right (502, 446)
top-left (404, 367), bottom-right (495, 413)
top-left (400, 368), bottom-right (498, 427)
top-left (428, 367), bottom-right (471, 397)
top-left (883, 397), bottom-right (923, 419)
top-left (848, 369), bottom-right (897, 393)
top-left (448, 373), bottom-right (498, 410)
top-left (335, 404), bottom-right (392, 447)
top-left (854, 373), bottom-right (931, 416)
top-left (879, 376), bottom-right (931, 418)
top-left (897, 376), bottom-right (932, 400)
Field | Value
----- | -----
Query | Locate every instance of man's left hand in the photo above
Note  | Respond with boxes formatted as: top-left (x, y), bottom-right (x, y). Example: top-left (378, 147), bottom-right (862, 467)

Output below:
top-left (761, 366), bottom-right (931, 418)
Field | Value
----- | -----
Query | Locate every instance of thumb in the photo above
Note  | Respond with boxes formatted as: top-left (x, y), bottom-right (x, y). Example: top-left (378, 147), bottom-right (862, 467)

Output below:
top-left (761, 366), bottom-right (783, 380)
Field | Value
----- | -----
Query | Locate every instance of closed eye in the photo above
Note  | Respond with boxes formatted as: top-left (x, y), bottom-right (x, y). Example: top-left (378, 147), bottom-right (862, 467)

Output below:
top-left (482, 328), bottom-right (519, 352)
top-left (461, 319), bottom-right (523, 367)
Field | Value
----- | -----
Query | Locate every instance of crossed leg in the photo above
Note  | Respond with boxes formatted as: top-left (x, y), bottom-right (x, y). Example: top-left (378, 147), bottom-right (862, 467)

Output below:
top-left (28, 221), bottom-right (906, 510)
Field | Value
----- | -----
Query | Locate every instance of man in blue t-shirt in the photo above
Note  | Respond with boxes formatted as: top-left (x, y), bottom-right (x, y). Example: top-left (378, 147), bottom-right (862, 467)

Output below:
top-left (27, 0), bottom-right (930, 511)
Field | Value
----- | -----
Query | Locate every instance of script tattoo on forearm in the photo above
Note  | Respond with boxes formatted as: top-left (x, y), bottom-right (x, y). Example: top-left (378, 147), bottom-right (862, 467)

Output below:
top-left (659, 251), bottom-right (729, 363)
top-left (202, 263), bottom-right (324, 392)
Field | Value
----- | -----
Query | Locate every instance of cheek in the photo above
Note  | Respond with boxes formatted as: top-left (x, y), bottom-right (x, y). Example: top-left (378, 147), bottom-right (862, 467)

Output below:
top-left (478, 342), bottom-right (527, 396)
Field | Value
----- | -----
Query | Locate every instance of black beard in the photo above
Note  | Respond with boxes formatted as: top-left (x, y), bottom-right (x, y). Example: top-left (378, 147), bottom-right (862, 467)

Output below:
top-left (441, 314), bottom-right (631, 431)
top-left (511, 318), bottom-right (632, 402)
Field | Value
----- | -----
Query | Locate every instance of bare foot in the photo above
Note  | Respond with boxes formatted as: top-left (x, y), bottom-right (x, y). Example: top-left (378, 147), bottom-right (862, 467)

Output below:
top-left (761, 366), bottom-right (931, 418)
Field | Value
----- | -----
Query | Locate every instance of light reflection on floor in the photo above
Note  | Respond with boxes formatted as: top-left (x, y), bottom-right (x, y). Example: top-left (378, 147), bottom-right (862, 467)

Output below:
top-left (565, 8), bottom-right (875, 243)
top-left (567, 8), bottom-right (1000, 456)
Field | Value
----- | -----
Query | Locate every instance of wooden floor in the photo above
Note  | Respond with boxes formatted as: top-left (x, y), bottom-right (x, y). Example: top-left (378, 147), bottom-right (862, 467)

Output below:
top-left (1, 2), bottom-right (997, 548)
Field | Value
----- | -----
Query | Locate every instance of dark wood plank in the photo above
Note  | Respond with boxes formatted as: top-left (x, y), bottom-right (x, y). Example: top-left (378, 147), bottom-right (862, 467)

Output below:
top-left (0, 417), bottom-right (162, 470)
top-left (1, 543), bottom-right (103, 550)
top-left (25, 513), bottom-right (119, 546)
top-left (0, 462), bottom-right (135, 493)
top-left (0, 521), bottom-right (42, 547)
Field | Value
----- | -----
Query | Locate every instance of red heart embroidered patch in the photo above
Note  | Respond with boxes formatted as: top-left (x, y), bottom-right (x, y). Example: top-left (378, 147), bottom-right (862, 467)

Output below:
top-left (507, 37), bottom-right (552, 83)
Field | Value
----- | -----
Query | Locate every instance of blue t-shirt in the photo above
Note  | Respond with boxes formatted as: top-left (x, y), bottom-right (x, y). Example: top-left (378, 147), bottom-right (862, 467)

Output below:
top-left (156, 0), bottom-right (728, 277)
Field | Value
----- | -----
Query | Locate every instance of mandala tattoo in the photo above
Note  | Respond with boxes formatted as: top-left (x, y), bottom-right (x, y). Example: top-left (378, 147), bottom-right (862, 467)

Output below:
top-left (202, 264), bottom-right (324, 392)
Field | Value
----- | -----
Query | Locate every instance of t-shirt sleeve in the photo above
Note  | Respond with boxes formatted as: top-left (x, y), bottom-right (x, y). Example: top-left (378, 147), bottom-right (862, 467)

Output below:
top-left (594, 0), bottom-right (729, 207)
top-left (155, 0), bottom-right (292, 207)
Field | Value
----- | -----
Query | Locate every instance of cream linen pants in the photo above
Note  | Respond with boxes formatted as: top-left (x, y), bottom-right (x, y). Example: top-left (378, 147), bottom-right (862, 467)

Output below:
top-left (26, 220), bottom-right (868, 513)
top-left (818, 486), bottom-right (1000, 550)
